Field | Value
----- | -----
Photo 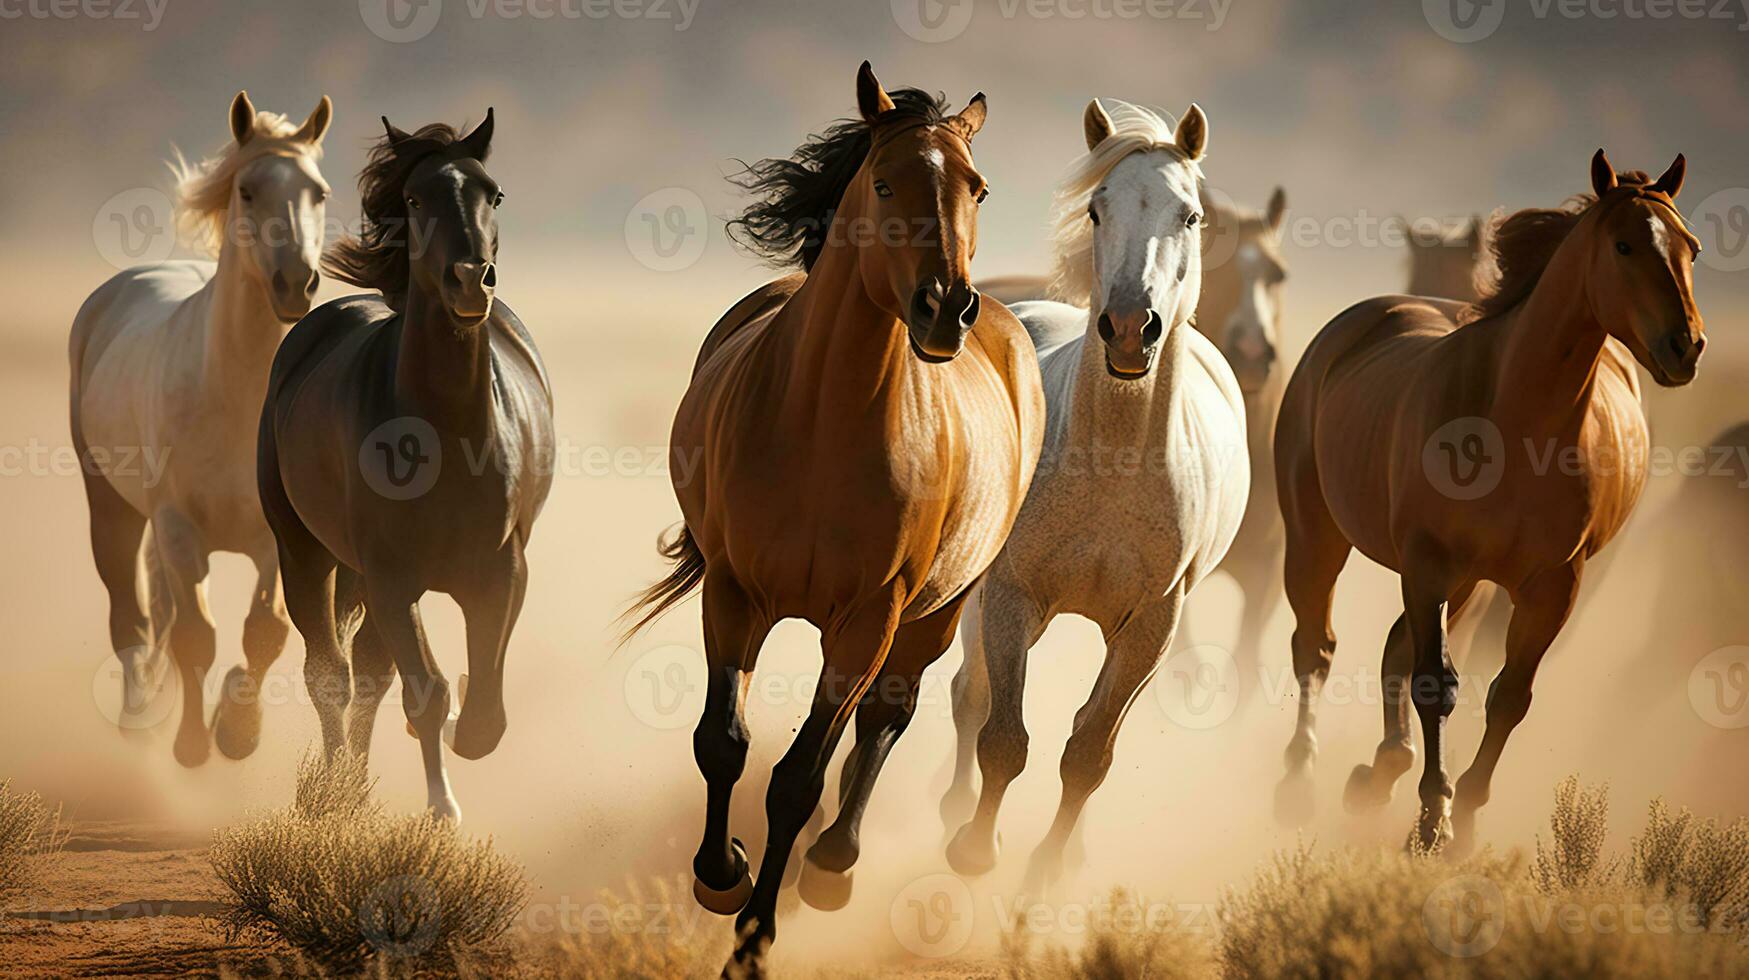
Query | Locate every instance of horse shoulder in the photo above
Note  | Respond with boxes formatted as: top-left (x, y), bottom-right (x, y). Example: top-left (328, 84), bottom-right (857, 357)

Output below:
top-left (968, 299), bottom-right (1048, 463)
top-left (691, 273), bottom-right (805, 379)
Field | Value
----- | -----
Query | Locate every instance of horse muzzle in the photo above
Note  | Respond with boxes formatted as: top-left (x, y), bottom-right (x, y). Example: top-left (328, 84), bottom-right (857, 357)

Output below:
top-left (446, 260), bottom-right (497, 324)
top-left (906, 280), bottom-right (979, 363)
top-left (1649, 326), bottom-right (1704, 387)
top-left (1098, 308), bottom-right (1164, 379)
top-left (269, 267), bottom-right (319, 322)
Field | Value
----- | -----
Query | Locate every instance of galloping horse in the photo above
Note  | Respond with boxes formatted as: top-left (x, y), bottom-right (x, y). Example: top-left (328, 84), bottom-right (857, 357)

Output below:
top-left (624, 64), bottom-right (1043, 975)
top-left (259, 110), bottom-right (554, 822)
top-left (939, 98), bottom-right (1249, 887)
top-left (1274, 151), bottom-right (1704, 850)
top-left (71, 92), bottom-right (332, 766)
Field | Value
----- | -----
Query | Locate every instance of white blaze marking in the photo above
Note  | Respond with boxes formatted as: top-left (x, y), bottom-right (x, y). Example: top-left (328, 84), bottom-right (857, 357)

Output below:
top-left (1649, 215), bottom-right (1671, 261)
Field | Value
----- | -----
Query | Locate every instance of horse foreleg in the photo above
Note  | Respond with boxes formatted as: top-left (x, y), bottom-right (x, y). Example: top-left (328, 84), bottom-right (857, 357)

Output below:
top-left (946, 576), bottom-right (1047, 877)
top-left (450, 542), bottom-right (528, 761)
top-left (1232, 552), bottom-right (1285, 700)
top-left (690, 573), bottom-right (769, 917)
top-left (79, 464), bottom-right (157, 735)
top-left (727, 594), bottom-right (901, 978)
top-left (804, 597), bottom-right (964, 911)
top-left (1028, 592), bottom-right (1181, 892)
top-left (939, 586), bottom-right (988, 835)
top-left (1344, 614), bottom-right (1416, 812)
top-left (345, 607), bottom-right (395, 759)
top-left (214, 546), bottom-right (290, 760)
top-left (1404, 571), bottom-right (1458, 851)
top-left (365, 579), bottom-right (453, 819)
top-left (152, 510), bottom-right (215, 768)
top-left (1452, 565), bottom-right (1578, 854)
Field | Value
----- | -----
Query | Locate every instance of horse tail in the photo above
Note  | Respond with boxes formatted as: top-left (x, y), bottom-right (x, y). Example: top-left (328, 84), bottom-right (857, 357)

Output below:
top-left (618, 523), bottom-right (706, 645)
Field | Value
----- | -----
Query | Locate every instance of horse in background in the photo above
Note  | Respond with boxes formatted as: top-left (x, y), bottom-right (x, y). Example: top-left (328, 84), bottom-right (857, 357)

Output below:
top-left (71, 92), bottom-right (332, 767)
top-left (941, 97), bottom-right (1248, 889)
top-left (1274, 151), bottom-right (1703, 851)
top-left (1404, 214), bottom-right (1486, 302)
top-left (623, 64), bottom-right (1043, 976)
top-left (259, 109), bottom-right (554, 823)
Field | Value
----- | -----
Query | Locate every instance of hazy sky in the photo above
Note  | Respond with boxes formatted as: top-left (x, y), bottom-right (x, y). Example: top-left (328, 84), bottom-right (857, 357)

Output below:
top-left (3, 0), bottom-right (1745, 346)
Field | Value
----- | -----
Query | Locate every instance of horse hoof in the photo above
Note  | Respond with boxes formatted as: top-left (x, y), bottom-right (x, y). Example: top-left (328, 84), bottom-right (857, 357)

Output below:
top-left (427, 798), bottom-right (463, 823)
top-left (1406, 807), bottom-right (1455, 855)
top-left (938, 788), bottom-right (974, 836)
top-left (694, 838), bottom-right (753, 916)
top-left (1274, 774), bottom-right (1315, 827)
top-left (1343, 764), bottom-right (1390, 813)
top-left (945, 825), bottom-right (999, 877)
top-left (213, 667), bottom-right (263, 760)
top-left (173, 729), bottom-right (211, 768)
top-left (797, 859), bottom-right (853, 912)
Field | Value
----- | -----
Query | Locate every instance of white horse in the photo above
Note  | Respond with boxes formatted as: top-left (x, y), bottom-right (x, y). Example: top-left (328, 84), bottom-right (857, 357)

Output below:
top-left (70, 91), bottom-right (332, 767)
top-left (941, 99), bottom-right (1249, 886)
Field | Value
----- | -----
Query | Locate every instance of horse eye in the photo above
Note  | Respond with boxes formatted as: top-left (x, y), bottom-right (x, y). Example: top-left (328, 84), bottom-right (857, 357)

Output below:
top-left (1186, 212), bottom-right (1202, 229)
top-left (1615, 241), bottom-right (1631, 256)
top-left (493, 191), bottom-right (505, 208)
top-left (1088, 204), bottom-right (1100, 226)
top-left (976, 186), bottom-right (990, 205)
top-left (873, 180), bottom-right (893, 199)
top-left (238, 187), bottom-right (254, 204)
top-left (406, 196), bottom-right (421, 210)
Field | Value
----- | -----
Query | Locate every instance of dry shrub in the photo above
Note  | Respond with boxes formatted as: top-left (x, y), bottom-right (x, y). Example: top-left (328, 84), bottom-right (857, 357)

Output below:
top-left (210, 752), bottom-right (528, 970)
top-left (1000, 886), bottom-right (1214, 979)
top-left (1630, 798), bottom-right (1749, 932)
top-left (1532, 775), bottom-right (1615, 893)
top-left (538, 877), bottom-right (732, 979)
top-left (0, 779), bottom-right (64, 911)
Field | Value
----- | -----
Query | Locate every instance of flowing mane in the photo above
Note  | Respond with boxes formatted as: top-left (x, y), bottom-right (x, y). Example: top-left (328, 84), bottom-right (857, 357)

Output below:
top-left (169, 112), bottom-right (319, 257)
top-left (726, 88), bottom-right (949, 271)
top-left (1047, 99), bottom-right (1203, 307)
top-left (323, 122), bottom-right (469, 309)
top-left (1465, 170), bottom-right (1654, 323)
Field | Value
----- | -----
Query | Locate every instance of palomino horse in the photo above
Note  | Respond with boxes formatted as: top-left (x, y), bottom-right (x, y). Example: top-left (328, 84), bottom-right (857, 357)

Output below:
top-left (977, 184), bottom-right (1289, 687)
top-left (258, 110), bottom-right (554, 822)
top-left (1274, 151), bottom-right (1704, 850)
top-left (1405, 214), bottom-right (1486, 302)
top-left (940, 98), bottom-right (1248, 887)
top-left (71, 92), bottom-right (332, 766)
top-left (624, 64), bottom-right (1043, 975)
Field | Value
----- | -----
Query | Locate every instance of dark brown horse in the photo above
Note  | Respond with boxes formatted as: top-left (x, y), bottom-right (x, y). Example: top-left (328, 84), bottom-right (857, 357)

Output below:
top-left (258, 110), bottom-right (554, 821)
top-left (624, 63), bottom-right (1043, 976)
top-left (1273, 150), bottom-right (1704, 851)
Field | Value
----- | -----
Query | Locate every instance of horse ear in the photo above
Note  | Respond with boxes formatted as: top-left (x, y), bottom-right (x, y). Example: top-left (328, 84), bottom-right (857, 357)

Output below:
top-left (1175, 103), bottom-right (1208, 161)
top-left (294, 95), bottom-right (333, 145)
top-left (954, 92), bottom-right (987, 140)
top-left (382, 116), bottom-right (414, 145)
top-left (1651, 154), bottom-right (1686, 199)
top-left (856, 61), bottom-right (895, 124)
top-left (459, 107), bottom-right (494, 161)
top-left (1591, 148), bottom-right (1618, 197)
top-left (1083, 99), bottom-right (1113, 151)
top-left (229, 91), bottom-right (256, 146)
top-left (1266, 186), bottom-right (1287, 232)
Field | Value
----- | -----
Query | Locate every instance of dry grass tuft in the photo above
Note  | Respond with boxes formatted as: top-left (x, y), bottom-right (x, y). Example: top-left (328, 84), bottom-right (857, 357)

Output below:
top-left (1629, 798), bottom-right (1749, 933)
top-left (1532, 775), bottom-right (1615, 893)
top-left (537, 877), bottom-right (732, 979)
top-left (0, 779), bottom-right (64, 912)
top-left (999, 886), bottom-right (1214, 979)
top-left (209, 752), bottom-right (528, 970)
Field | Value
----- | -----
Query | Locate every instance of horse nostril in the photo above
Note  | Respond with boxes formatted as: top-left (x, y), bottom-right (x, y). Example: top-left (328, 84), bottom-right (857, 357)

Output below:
top-left (1141, 311), bottom-right (1164, 347)
top-left (304, 270), bottom-right (320, 297)
top-left (958, 290), bottom-right (980, 331)
top-left (271, 270), bottom-right (288, 296)
top-left (1097, 313), bottom-right (1116, 343)
top-left (481, 264), bottom-right (496, 289)
top-left (1692, 334), bottom-right (1706, 356)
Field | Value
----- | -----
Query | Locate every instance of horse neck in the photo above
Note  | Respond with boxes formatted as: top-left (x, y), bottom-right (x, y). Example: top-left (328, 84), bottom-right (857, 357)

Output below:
top-left (201, 239), bottom-right (285, 389)
top-left (1069, 305), bottom-right (1190, 446)
top-left (396, 285), bottom-right (496, 435)
top-left (1490, 227), bottom-right (1607, 437)
top-left (783, 245), bottom-right (907, 405)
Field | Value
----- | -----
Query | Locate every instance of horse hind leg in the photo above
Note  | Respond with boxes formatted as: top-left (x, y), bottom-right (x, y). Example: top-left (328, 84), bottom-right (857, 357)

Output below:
top-left (938, 585), bottom-right (988, 836)
top-left (213, 546), bottom-right (292, 760)
top-left (79, 463), bottom-right (160, 736)
top-left (1344, 613), bottom-right (1415, 812)
top-left (335, 570), bottom-right (393, 759)
top-left (691, 573), bottom-right (770, 917)
top-left (150, 509), bottom-right (216, 768)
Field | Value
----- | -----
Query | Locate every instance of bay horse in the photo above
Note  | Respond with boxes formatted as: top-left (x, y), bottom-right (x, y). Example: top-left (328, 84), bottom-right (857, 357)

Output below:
top-left (939, 98), bottom-right (1249, 888)
top-left (70, 92), bottom-right (332, 766)
top-left (1273, 150), bottom-right (1704, 851)
top-left (258, 109), bottom-right (554, 822)
top-left (623, 63), bottom-right (1043, 976)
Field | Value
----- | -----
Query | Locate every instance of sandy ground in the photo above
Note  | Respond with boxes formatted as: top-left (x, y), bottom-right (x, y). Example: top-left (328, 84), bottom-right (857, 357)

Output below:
top-left (2, 300), bottom-right (1747, 976)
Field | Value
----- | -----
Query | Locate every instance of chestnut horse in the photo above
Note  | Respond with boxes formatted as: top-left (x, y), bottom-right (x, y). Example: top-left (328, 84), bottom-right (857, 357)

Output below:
top-left (259, 110), bottom-right (554, 822)
top-left (624, 63), bottom-right (1043, 976)
top-left (1274, 150), bottom-right (1704, 850)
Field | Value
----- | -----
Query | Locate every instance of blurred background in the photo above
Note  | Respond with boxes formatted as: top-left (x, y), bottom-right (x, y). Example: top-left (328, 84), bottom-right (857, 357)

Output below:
top-left (1, 0), bottom-right (1746, 970)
